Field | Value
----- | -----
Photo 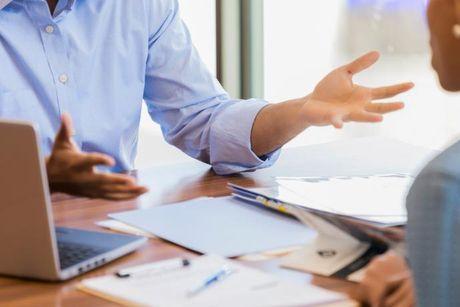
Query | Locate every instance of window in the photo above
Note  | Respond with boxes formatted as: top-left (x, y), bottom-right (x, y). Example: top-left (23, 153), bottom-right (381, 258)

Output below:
top-left (136, 0), bottom-right (217, 169)
top-left (264, 0), bottom-right (459, 150)
top-left (137, 1), bottom-right (453, 169)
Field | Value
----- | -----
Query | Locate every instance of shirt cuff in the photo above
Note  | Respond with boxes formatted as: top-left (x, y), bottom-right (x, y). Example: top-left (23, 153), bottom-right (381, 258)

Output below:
top-left (209, 98), bottom-right (281, 175)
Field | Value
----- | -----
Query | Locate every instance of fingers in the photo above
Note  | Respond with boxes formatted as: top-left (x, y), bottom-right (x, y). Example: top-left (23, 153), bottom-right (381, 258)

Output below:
top-left (349, 252), bottom-right (412, 307)
top-left (63, 173), bottom-right (148, 200)
top-left (330, 110), bottom-right (384, 129)
top-left (331, 105), bottom-right (399, 128)
top-left (99, 183), bottom-right (148, 194)
top-left (99, 181), bottom-right (148, 201)
top-left (365, 102), bottom-right (405, 114)
top-left (103, 192), bottom-right (146, 201)
top-left (344, 51), bottom-right (380, 75)
top-left (347, 284), bottom-right (367, 304)
top-left (384, 279), bottom-right (415, 307)
top-left (92, 172), bottom-right (137, 185)
top-left (74, 152), bottom-right (116, 170)
top-left (53, 113), bottom-right (75, 149)
top-left (347, 111), bottom-right (383, 123)
top-left (371, 82), bottom-right (414, 100)
top-left (89, 173), bottom-right (148, 200)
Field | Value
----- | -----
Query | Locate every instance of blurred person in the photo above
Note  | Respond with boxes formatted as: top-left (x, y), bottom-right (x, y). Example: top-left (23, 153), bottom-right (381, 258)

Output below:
top-left (352, 0), bottom-right (460, 306)
top-left (0, 0), bottom-right (412, 200)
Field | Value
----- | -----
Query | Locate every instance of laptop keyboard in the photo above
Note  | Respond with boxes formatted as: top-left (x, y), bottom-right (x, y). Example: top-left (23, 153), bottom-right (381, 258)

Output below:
top-left (58, 241), bottom-right (106, 269)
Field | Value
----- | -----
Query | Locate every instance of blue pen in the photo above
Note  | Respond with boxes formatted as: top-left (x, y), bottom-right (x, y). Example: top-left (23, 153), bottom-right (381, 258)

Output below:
top-left (187, 265), bottom-right (235, 297)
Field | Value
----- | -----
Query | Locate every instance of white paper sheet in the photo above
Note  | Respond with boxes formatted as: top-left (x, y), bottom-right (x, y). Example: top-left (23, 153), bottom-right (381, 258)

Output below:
top-left (277, 174), bottom-right (414, 217)
top-left (79, 255), bottom-right (345, 307)
top-left (110, 197), bottom-right (315, 257)
top-left (96, 220), bottom-right (157, 238)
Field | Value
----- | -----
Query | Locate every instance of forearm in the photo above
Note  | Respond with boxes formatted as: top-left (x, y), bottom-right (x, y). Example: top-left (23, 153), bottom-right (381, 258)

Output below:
top-left (251, 97), bottom-right (309, 156)
top-left (251, 52), bottom-right (413, 157)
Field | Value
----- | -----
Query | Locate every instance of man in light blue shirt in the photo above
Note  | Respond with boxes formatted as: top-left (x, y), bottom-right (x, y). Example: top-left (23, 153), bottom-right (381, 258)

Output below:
top-left (0, 0), bottom-right (412, 199)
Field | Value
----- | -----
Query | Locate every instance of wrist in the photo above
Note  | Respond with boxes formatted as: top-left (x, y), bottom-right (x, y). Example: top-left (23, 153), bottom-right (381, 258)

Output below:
top-left (294, 95), bottom-right (313, 129)
top-left (250, 95), bottom-right (314, 156)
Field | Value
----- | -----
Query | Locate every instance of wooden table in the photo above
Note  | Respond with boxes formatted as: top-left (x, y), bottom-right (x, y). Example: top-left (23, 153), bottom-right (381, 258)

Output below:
top-left (0, 148), bottom-right (365, 306)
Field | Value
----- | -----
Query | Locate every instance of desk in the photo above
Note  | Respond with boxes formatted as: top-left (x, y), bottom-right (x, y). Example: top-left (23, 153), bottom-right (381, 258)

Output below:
top-left (0, 138), bottom-right (432, 306)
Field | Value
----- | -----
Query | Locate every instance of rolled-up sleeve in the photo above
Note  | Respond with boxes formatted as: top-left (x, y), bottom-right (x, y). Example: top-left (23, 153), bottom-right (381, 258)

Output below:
top-left (143, 0), bottom-right (280, 175)
top-left (209, 98), bottom-right (281, 174)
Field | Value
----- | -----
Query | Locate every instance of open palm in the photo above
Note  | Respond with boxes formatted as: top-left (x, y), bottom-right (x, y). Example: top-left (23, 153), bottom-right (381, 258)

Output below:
top-left (302, 51), bottom-right (414, 128)
top-left (46, 114), bottom-right (148, 200)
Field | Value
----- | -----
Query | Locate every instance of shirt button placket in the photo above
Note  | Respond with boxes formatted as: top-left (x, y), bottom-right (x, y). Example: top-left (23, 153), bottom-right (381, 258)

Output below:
top-left (30, 1), bottom-right (80, 146)
top-left (59, 73), bottom-right (69, 84)
top-left (39, 16), bottom-right (76, 138)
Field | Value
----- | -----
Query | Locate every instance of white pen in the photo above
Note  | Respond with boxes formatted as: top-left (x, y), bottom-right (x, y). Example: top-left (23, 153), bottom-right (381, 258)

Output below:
top-left (116, 258), bottom-right (191, 278)
top-left (187, 265), bottom-right (235, 297)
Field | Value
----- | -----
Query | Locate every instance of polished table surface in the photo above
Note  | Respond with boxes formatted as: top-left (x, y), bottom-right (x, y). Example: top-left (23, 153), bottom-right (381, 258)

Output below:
top-left (2, 138), bottom-right (431, 306)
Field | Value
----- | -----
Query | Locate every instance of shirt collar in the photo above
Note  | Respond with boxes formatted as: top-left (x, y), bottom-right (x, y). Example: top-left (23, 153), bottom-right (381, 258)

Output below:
top-left (0, 0), bottom-right (76, 11)
top-left (0, 0), bottom-right (12, 10)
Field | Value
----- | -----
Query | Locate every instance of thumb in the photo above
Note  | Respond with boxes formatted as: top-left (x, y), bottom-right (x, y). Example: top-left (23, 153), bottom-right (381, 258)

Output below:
top-left (331, 114), bottom-right (344, 129)
top-left (53, 113), bottom-right (75, 150)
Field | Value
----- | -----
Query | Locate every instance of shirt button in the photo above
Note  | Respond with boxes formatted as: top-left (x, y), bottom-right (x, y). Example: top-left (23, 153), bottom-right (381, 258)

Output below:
top-left (45, 25), bottom-right (55, 34)
top-left (59, 74), bottom-right (69, 84)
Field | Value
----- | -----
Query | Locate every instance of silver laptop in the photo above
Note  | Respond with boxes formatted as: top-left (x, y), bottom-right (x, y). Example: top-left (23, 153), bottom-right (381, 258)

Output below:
top-left (0, 120), bottom-right (147, 281)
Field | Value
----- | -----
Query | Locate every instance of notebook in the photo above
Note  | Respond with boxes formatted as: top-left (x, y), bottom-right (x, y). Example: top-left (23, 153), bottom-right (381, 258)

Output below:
top-left (78, 255), bottom-right (346, 307)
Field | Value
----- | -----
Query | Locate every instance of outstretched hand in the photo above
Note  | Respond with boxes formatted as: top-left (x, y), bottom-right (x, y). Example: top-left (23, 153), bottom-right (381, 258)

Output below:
top-left (46, 114), bottom-right (148, 200)
top-left (301, 51), bottom-right (414, 128)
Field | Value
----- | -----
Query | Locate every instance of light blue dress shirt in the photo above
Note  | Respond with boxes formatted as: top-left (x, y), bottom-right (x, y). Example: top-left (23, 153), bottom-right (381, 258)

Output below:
top-left (0, 0), bottom-right (279, 174)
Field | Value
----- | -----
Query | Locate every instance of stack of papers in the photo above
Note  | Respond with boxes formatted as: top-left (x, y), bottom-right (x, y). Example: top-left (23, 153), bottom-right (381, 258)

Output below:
top-left (79, 255), bottom-right (345, 307)
top-left (232, 174), bottom-right (414, 225)
top-left (277, 174), bottom-right (413, 223)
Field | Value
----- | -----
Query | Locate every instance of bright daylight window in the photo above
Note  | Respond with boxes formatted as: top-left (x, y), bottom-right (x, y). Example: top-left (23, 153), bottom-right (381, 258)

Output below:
top-left (138, 0), bottom-right (459, 169)
top-left (264, 0), bottom-right (460, 150)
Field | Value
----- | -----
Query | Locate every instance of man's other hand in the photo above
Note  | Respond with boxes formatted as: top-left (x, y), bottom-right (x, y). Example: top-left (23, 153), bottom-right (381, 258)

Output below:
top-left (302, 51), bottom-right (414, 129)
top-left (250, 51), bottom-right (414, 156)
top-left (46, 114), bottom-right (148, 200)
